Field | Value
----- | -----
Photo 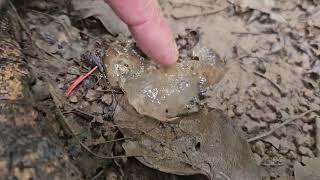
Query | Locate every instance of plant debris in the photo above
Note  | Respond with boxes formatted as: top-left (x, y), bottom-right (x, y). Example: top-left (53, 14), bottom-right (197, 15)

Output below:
top-left (114, 98), bottom-right (269, 180)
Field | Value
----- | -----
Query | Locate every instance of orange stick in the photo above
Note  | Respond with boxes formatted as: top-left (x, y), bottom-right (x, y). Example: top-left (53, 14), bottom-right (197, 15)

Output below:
top-left (65, 66), bottom-right (98, 97)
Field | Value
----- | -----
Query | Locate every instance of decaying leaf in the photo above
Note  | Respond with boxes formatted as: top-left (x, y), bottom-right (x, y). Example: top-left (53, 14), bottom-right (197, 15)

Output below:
top-left (72, 0), bottom-right (130, 36)
top-left (114, 98), bottom-right (269, 180)
top-left (34, 15), bottom-right (85, 59)
top-left (294, 158), bottom-right (320, 180)
top-left (104, 45), bottom-right (226, 121)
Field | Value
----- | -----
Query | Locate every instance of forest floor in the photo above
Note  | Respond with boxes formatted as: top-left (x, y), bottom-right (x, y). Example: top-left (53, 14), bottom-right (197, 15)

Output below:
top-left (14, 0), bottom-right (320, 179)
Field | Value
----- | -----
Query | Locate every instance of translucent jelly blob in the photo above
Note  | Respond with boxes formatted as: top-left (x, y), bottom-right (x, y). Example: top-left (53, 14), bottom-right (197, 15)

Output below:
top-left (104, 45), bottom-right (225, 121)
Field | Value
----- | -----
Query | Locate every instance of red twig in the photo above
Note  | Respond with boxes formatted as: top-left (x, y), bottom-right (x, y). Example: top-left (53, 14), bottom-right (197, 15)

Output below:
top-left (65, 66), bottom-right (98, 97)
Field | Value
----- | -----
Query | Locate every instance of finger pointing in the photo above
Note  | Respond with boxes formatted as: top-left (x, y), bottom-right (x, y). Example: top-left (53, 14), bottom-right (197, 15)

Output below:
top-left (105, 0), bottom-right (178, 65)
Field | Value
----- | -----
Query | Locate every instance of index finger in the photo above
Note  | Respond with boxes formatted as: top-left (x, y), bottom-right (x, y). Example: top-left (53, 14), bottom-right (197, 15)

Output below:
top-left (105, 0), bottom-right (178, 65)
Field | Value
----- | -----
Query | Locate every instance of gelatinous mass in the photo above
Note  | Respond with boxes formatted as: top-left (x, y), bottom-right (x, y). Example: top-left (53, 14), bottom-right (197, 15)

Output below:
top-left (104, 45), bottom-right (225, 121)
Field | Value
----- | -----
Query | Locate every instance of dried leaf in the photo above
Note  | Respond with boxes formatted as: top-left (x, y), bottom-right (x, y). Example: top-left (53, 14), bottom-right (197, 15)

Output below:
top-left (34, 15), bottom-right (85, 59)
top-left (72, 0), bottom-right (129, 36)
top-left (114, 98), bottom-right (269, 180)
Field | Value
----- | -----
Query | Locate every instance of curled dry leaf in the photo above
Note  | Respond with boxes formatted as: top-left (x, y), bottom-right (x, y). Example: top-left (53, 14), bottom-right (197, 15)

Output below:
top-left (72, 0), bottom-right (130, 36)
top-left (114, 98), bottom-right (269, 180)
top-left (103, 45), bottom-right (226, 121)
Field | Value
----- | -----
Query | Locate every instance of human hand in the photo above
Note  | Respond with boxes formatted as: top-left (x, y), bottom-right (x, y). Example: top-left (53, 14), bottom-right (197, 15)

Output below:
top-left (105, 0), bottom-right (178, 65)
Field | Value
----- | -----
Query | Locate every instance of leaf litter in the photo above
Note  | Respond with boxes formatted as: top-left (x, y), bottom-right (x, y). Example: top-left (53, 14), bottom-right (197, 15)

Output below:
top-left (99, 43), bottom-right (270, 179)
top-left (114, 97), bottom-right (269, 180)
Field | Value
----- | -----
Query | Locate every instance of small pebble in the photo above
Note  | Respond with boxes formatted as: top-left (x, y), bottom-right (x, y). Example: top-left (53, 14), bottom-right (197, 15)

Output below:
top-left (253, 99), bottom-right (264, 109)
top-left (101, 94), bottom-right (113, 106)
top-left (246, 87), bottom-right (257, 97)
top-left (177, 38), bottom-right (187, 47)
top-left (302, 123), bottom-right (313, 133)
top-left (266, 146), bottom-right (278, 157)
top-left (256, 61), bottom-right (266, 74)
top-left (91, 102), bottom-right (104, 114)
top-left (263, 112), bottom-right (277, 123)
top-left (227, 108), bottom-right (235, 118)
top-left (69, 95), bottom-right (78, 103)
top-left (85, 89), bottom-right (97, 102)
top-left (266, 100), bottom-right (278, 112)
top-left (242, 119), bottom-right (266, 133)
top-left (294, 133), bottom-right (313, 147)
top-left (303, 90), bottom-right (314, 101)
top-left (253, 141), bottom-right (265, 156)
top-left (261, 88), bottom-right (272, 97)
top-left (270, 42), bottom-right (283, 54)
top-left (247, 110), bottom-right (262, 121)
top-left (58, 83), bottom-right (64, 89)
top-left (105, 170), bottom-right (119, 180)
top-left (79, 101), bottom-right (90, 111)
top-left (287, 151), bottom-right (297, 160)
top-left (279, 139), bottom-right (295, 154)
top-left (263, 136), bottom-right (281, 149)
top-left (234, 105), bottom-right (245, 116)
top-left (302, 113), bottom-right (315, 123)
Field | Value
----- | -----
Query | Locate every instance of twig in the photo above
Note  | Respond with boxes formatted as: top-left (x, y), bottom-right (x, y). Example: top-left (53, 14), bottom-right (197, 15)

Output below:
top-left (79, 141), bottom-right (137, 160)
top-left (218, 172), bottom-right (231, 180)
top-left (231, 31), bottom-right (262, 36)
top-left (90, 169), bottom-right (104, 180)
top-left (172, 6), bottom-right (228, 20)
top-left (247, 108), bottom-right (318, 142)
top-left (113, 159), bottom-right (126, 180)
top-left (65, 102), bottom-right (97, 117)
top-left (253, 71), bottom-right (287, 97)
top-left (171, 2), bottom-right (216, 9)
top-left (316, 115), bottom-right (320, 156)
top-left (96, 89), bottom-right (123, 94)
top-left (8, 1), bottom-right (32, 38)
top-left (103, 137), bottom-right (131, 144)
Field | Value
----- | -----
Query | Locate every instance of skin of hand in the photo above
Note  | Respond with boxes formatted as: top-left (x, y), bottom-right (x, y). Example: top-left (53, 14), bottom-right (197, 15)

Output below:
top-left (105, 0), bottom-right (178, 65)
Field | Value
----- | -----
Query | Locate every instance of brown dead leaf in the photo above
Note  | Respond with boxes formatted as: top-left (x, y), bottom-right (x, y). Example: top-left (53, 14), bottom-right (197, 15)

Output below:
top-left (114, 97), bottom-right (269, 180)
top-left (72, 0), bottom-right (129, 36)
